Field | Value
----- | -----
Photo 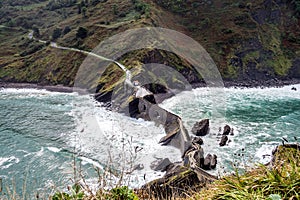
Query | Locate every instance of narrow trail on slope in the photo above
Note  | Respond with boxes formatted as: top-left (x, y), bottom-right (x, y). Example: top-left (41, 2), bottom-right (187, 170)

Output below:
top-left (28, 30), bottom-right (133, 88)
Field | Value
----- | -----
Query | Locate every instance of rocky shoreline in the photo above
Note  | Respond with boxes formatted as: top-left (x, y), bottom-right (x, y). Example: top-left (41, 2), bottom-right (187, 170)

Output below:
top-left (192, 78), bottom-right (300, 89)
top-left (0, 82), bottom-right (87, 94)
top-left (1, 78), bottom-right (299, 94)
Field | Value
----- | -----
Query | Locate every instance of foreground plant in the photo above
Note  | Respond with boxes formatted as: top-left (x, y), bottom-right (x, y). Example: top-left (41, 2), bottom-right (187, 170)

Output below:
top-left (194, 144), bottom-right (300, 200)
top-left (52, 184), bottom-right (84, 200)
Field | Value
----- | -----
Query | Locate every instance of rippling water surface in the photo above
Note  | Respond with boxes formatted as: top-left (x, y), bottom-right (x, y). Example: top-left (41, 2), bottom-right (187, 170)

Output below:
top-left (0, 85), bottom-right (299, 197)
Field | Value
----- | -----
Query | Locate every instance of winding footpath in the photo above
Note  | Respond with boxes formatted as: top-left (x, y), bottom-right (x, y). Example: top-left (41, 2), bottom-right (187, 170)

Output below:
top-left (28, 30), bottom-right (133, 87)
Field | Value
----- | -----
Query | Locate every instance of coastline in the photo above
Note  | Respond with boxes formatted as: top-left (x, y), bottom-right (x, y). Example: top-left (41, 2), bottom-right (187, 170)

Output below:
top-left (1, 78), bottom-right (299, 94)
top-left (192, 78), bottom-right (300, 89)
top-left (0, 82), bottom-right (87, 94)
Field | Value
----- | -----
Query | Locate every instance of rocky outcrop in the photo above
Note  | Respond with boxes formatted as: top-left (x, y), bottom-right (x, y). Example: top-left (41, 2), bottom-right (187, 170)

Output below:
top-left (142, 164), bottom-right (217, 199)
top-left (223, 125), bottom-right (231, 135)
top-left (151, 158), bottom-right (173, 172)
top-left (203, 154), bottom-right (217, 170)
top-left (129, 87), bottom-right (221, 198)
top-left (270, 143), bottom-right (300, 167)
top-left (219, 135), bottom-right (228, 146)
top-left (191, 119), bottom-right (210, 136)
top-left (192, 136), bottom-right (203, 145)
top-left (129, 92), bottom-right (191, 155)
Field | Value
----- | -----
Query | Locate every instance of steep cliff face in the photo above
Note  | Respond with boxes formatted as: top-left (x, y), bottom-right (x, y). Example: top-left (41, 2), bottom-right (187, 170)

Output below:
top-left (0, 0), bottom-right (299, 90)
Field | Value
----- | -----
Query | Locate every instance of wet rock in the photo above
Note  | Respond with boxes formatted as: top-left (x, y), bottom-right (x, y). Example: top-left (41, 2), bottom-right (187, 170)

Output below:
top-left (219, 135), bottom-right (228, 146)
top-left (128, 98), bottom-right (140, 118)
top-left (129, 93), bottom-right (190, 155)
top-left (192, 119), bottom-right (210, 136)
top-left (202, 154), bottom-right (218, 170)
top-left (192, 137), bottom-right (204, 145)
top-left (152, 158), bottom-right (173, 172)
top-left (203, 154), bottom-right (212, 170)
top-left (133, 164), bottom-right (144, 171)
top-left (291, 87), bottom-right (297, 91)
top-left (183, 142), bottom-right (204, 168)
top-left (94, 91), bottom-right (112, 103)
top-left (230, 128), bottom-right (234, 136)
top-left (142, 164), bottom-right (217, 199)
top-left (223, 125), bottom-right (231, 135)
top-left (211, 155), bottom-right (217, 169)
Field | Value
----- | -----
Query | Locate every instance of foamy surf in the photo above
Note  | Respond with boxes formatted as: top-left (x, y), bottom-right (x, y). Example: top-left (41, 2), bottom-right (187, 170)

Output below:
top-left (0, 84), bottom-right (299, 197)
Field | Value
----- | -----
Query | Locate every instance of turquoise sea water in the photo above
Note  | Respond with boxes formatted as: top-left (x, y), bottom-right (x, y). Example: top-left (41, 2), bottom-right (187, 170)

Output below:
top-left (0, 84), bottom-right (299, 198)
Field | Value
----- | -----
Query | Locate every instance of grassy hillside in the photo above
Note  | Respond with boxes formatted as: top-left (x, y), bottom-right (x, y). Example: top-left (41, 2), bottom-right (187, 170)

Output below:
top-left (0, 0), bottom-right (299, 91)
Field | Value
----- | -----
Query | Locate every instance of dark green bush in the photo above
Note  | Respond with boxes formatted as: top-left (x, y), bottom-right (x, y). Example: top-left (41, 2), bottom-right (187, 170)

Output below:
top-left (76, 26), bottom-right (88, 39)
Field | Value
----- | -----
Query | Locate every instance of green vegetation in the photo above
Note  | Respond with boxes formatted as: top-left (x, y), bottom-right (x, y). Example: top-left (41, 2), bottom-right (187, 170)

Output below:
top-left (195, 145), bottom-right (300, 200)
top-left (52, 184), bottom-right (84, 200)
top-left (102, 186), bottom-right (138, 200)
top-left (76, 27), bottom-right (88, 39)
top-left (0, 0), bottom-right (299, 89)
top-left (52, 27), bottom-right (62, 40)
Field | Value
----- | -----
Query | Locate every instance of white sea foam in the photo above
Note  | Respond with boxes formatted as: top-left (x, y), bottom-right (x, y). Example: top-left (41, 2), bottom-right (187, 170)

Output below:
top-left (67, 84), bottom-right (300, 187)
top-left (255, 144), bottom-right (276, 164)
top-left (0, 156), bottom-right (19, 169)
top-left (2, 84), bottom-right (297, 191)
top-left (47, 147), bottom-right (61, 153)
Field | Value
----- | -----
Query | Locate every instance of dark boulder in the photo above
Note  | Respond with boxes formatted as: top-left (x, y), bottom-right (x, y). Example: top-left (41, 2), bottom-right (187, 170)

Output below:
top-left (202, 154), bottom-right (217, 170)
top-left (203, 154), bottom-right (212, 170)
top-left (128, 98), bottom-right (140, 118)
top-left (219, 135), bottom-right (228, 146)
top-left (291, 87), bottom-right (297, 91)
top-left (94, 91), bottom-right (112, 103)
top-left (210, 155), bottom-right (217, 169)
top-left (142, 164), bottom-right (217, 199)
top-left (183, 142), bottom-right (204, 168)
top-left (192, 119), bottom-right (210, 136)
top-left (192, 137), bottom-right (204, 145)
top-left (223, 125), bottom-right (231, 135)
top-left (151, 158), bottom-right (173, 172)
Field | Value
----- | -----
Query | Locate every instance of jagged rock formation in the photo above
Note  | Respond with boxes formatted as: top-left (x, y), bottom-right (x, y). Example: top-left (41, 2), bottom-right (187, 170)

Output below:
top-left (219, 135), bottom-right (229, 146)
top-left (191, 119), bottom-right (210, 136)
top-left (142, 164), bottom-right (217, 199)
top-left (223, 124), bottom-right (231, 135)
top-left (129, 92), bottom-right (191, 155)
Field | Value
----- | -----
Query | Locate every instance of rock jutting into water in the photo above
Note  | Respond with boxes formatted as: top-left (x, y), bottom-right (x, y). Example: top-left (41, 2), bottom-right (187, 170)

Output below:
top-left (223, 124), bottom-right (231, 135)
top-left (219, 135), bottom-right (229, 146)
top-left (191, 119), bottom-right (210, 136)
top-left (127, 85), bottom-right (220, 197)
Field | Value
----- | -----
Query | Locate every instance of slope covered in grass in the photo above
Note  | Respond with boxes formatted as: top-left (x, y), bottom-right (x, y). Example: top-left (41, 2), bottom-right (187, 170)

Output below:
top-left (0, 0), bottom-right (299, 92)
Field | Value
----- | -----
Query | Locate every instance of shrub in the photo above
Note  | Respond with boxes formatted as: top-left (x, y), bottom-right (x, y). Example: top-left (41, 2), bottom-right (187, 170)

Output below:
top-left (118, 12), bottom-right (126, 17)
top-left (134, 1), bottom-right (150, 15)
top-left (52, 184), bottom-right (84, 200)
top-left (52, 27), bottom-right (62, 40)
top-left (63, 26), bottom-right (71, 35)
top-left (76, 26), bottom-right (88, 39)
top-left (82, 6), bottom-right (87, 17)
top-left (105, 186), bottom-right (138, 200)
top-left (112, 4), bottom-right (118, 15)
top-left (32, 25), bottom-right (40, 37)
